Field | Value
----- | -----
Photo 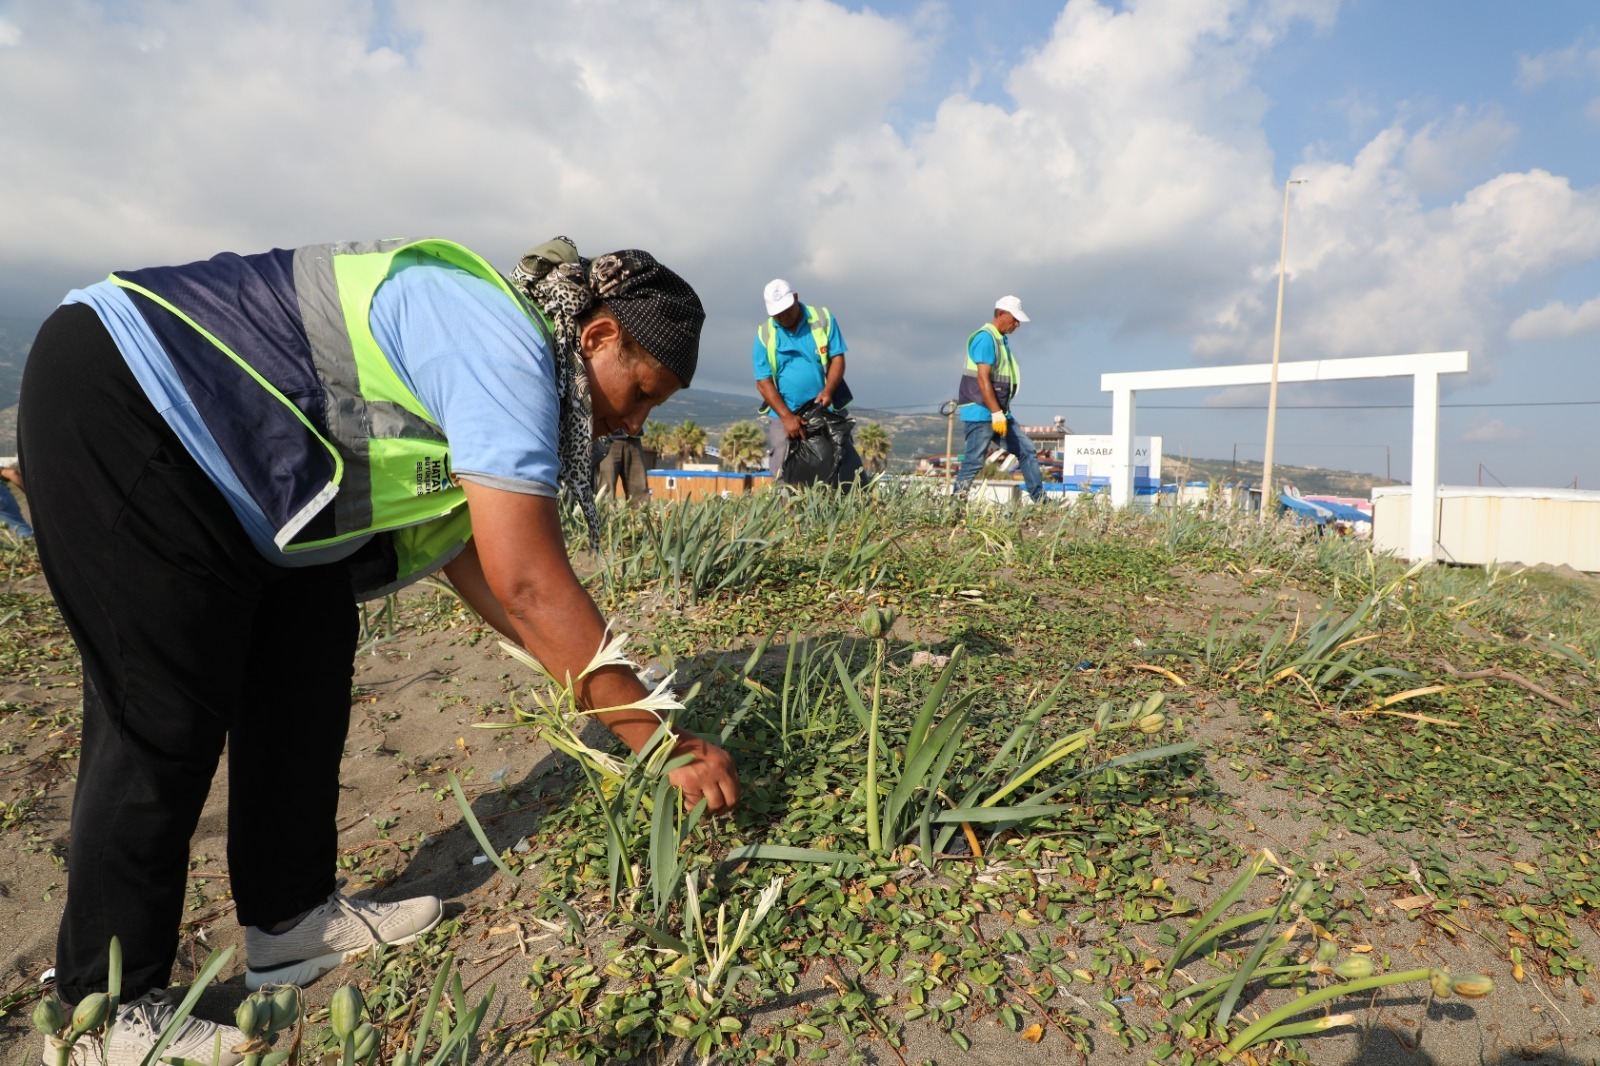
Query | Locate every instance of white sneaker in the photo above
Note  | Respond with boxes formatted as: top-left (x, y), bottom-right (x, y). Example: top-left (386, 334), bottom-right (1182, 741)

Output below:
top-left (41, 988), bottom-right (247, 1066)
top-left (243, 891), bottom-right (443, 989)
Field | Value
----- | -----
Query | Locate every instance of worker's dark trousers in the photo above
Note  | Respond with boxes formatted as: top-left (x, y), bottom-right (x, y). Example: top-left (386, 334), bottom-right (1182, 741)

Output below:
top-left (18, 304), bottom-right (357, 1004)
top-left (595, 436), bottom-right (648, 503)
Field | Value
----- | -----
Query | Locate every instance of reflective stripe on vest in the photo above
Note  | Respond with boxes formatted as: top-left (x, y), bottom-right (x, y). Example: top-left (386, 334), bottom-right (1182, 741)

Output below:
top-left (756, 305), bottom-right (845, 414)
top-left (956, 322), bottom-right (1021, 411)
top-left (111, 238), bottom-right (553, 594)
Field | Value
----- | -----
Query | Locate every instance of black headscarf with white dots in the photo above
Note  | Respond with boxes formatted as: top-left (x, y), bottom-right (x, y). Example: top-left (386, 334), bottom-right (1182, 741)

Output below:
top-left (509, 239), bottom-right (704, 549)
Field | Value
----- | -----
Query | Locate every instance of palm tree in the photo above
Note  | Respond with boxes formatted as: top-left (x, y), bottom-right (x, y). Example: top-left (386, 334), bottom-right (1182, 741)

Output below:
top-left (641, 420), bottom-right (673, 466)
top-left (719, 420), bottom-right (768, 472)
top-left (856, 421), bottom-right (892, 474)
top-left (673, 421), bottom-right (707, 465)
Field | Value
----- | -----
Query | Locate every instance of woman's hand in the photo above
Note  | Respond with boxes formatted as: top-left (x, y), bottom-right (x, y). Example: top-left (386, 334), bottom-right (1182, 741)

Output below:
top-left (667, 730), bottom-right (741, 814)
top-left (450, 486), bottom-right (741, 808)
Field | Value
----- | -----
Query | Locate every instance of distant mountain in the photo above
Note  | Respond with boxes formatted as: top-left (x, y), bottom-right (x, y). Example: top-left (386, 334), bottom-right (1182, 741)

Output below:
top-left (648, 388), bottom-right (761, 430)
top-left (1164, 454), bottom-right (1401, 499)
top-left (649, 388), bottom-right (950, 467)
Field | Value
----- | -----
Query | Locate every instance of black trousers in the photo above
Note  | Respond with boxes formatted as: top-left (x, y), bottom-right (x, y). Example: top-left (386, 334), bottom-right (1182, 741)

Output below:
top-left (18, 304), bottom-right (358, 1003)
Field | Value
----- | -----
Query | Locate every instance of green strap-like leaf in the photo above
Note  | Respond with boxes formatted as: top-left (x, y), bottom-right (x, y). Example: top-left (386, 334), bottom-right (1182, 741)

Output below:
top-left (1068, 741), bottom-right (1199, 782)
top-left (1214, 893), bottom-right (1291, 1030)
top-left (906, 646), bottom-right (967, 763)
top-left (723, 844), bottom-right (866, 866)
top-left (624, 919), bottom-right (691, 955)
top-left (1164, 852), bottom-right (1268, 978)
top-left (832, 653), bottom-right (872, 733)
top-left (961, 679), bottom-right (1066, 806)
top-left (412, 952), bottom-right (454, 1059)
top-left (137, 947), bottom-right (234, 1066)
top-left (448, 770), bottom-right (585, 933)
top-left (882, 693), bottom-right (977, 843)
top-left (932, 802), bottom-right (1075, 824)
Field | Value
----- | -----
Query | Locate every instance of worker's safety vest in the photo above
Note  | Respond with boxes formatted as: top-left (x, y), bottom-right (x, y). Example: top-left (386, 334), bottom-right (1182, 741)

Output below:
top-left (957, 323), bottom-right (1021, 412)
top-left (110, 238), bottom-right (552, 599)
top-left (756, 305), bottom-right (851, 414)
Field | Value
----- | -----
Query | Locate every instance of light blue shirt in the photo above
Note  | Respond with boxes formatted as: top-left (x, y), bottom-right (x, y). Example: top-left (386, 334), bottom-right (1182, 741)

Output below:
top-left (751, 304), bottom-right (847, 416)
top-left (64, 259), bottom-right (560, 565)
top-left (368, 257), bottom-right (561, 498)
top-left (959, 328), bottom-right (1008, 422)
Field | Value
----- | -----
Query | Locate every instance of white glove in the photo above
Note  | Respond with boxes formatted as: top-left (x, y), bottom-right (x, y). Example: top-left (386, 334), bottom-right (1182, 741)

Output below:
top-left (990, 411), bottom-right (1008, 435)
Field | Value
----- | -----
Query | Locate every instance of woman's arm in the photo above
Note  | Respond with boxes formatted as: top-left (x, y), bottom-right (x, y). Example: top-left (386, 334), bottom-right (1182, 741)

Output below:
top-left (442, 482), bottom-right (739, 813)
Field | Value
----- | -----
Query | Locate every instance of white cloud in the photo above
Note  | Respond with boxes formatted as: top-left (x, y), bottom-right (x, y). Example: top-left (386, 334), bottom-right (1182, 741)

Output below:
top-left (1401, 108), bottom-right (1516, 197)
top-left (1460, 418), bottom-right (1528, 444)
top-left (0, 19), bottom-right (20, 47)
top-left (1329, 88), bottom-right (1381, 138)
top-left (755, 0), bottom-right (1594, 399)
top-left (1587, 97), bottom-right (1600, 124)
top-left (0, 0), bottom-right (1595, 423)
top-left (0, 0), bottom-right (1343, 391)
top-left (0, 0), bottom-right (926, 294)
top-left (1516, 36), bottom-right (1600, 89)
top-left (1508, 293), bottom-right (1600, 340)
top-left (791, 0), bottom-right (1338, 349)
top-left (1192, 128), bottom-right (1600, 380)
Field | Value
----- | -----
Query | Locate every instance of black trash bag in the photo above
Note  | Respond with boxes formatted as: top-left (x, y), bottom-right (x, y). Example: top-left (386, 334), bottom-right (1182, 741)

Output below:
top-left (781, 402), bottom-right (856, 486)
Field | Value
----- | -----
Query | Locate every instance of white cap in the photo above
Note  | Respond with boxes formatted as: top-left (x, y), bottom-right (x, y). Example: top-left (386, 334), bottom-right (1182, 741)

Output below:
top-left (764, 278), bottom-right (798, 316)
top-left (995, 295), bottom-right (1029, 323)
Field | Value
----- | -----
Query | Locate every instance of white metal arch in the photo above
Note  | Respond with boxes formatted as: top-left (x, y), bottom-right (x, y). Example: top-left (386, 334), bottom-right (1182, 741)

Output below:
top-left (1100, 351), bottom-right (1469, 562)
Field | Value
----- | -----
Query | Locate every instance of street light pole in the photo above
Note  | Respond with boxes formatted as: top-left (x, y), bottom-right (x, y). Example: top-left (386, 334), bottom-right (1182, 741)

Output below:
top-left (1260, 177), bottom-right (1306, 521)
top-left (942, 399), bottom-right (956, 492)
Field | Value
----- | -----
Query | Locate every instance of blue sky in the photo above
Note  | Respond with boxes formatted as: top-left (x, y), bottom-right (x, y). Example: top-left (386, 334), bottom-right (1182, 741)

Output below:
top-left (1, 0), bottom-right (1597, 487)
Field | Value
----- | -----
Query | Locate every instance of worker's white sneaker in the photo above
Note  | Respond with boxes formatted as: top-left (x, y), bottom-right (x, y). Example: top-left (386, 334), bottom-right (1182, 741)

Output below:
top-left (40, 988), bottom-right (247, 1066)
top-left (244, 891), bottom-right (443, 989)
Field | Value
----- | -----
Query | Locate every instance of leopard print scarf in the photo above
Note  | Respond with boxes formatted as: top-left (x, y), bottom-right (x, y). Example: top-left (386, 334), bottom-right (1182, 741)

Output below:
top-left (510, 238), bottom-right (602, 551)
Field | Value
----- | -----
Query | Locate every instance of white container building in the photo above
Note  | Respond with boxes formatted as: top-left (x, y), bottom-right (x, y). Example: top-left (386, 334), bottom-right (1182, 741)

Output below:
top-left (1371, 486), bottom-right (1600, 572)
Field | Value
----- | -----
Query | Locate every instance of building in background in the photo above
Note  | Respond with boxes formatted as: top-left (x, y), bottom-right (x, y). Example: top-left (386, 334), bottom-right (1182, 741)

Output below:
top-left (1372, 486), bottom-right (1600, 571)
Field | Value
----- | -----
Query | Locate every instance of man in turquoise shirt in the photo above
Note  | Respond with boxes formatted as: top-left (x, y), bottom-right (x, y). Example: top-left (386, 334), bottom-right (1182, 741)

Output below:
top-left (751, 278), bottom-right (862, 484)
top-left (954, 295), bottom-right (1044, 502)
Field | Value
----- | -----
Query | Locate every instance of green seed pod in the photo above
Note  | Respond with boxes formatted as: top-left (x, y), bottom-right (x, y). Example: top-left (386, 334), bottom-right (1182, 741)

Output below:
top-left (1140, 692), bottom-right (1165, 716)
top-left (1135, 713), bottom-right (1165, 734)
top-left (391, 1050), bottom-right (412, 1066)
top-left (1451, 974), bottom-right (1494, 999)
top-left (261, 1052), bottom-right (293, 1066)
top-left (69, 993), bottom-right (111, 1037)
top-left (352, 1022), bottom-right (379, 1061)
top-left (1429, 970), bottom-right (1453, 999)
top-left (32, 995), bottom-right (66, 1036)
top-left (858, 607), bottom-right (893, 639)
top-left (1333, 956), bottom-right (1375, 980)
top-left (329, 984), bottom-right (363, 1039)
top-left (1314, 939), bottom-right (1339, 963)
top-left (234, 997), bottom-right (262, 1039)
top-left (268, 986), bottom-right (299, 1031)
top-left (1290, 881), bottom-right (1316, 908)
